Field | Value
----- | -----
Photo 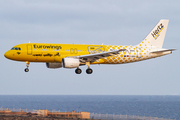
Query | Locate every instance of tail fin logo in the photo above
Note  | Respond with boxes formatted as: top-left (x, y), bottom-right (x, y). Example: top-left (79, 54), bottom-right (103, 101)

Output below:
top-left (151, 23), bottom-right (164, 39)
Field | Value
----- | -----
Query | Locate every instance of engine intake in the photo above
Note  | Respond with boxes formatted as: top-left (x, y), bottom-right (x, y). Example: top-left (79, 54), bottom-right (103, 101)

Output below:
top-left (62, 58), bottom-right (80, 68)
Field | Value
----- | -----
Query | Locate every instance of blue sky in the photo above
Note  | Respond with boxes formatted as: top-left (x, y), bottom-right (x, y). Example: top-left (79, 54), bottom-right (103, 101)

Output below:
top-left (0, 0), bottom-right (179, 95)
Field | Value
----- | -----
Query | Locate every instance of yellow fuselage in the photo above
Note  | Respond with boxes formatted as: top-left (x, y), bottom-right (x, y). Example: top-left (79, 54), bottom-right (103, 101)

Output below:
top-left (4, 43), bottom-right (171, 65)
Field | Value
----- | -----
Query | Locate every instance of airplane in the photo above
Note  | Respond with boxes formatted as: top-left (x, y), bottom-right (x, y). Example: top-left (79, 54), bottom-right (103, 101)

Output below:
top-left (4, 19), bottom-right (175, 74)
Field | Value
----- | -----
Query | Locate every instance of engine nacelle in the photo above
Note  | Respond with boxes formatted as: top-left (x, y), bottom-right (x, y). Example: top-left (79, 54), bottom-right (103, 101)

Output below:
top-left (46, 62), bottom-right (62, 69)
top-left (62, 58), bottom-right (80, 68)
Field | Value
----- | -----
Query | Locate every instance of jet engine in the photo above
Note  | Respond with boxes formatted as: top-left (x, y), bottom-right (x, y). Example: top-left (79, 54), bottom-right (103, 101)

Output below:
top-left (46, 62), bottom-right (62, 69)
top-left (62, 58), bottom-right (80, 68)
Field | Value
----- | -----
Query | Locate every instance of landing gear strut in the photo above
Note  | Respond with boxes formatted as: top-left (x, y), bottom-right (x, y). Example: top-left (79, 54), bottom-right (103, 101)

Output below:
top-left (75, 68), bottom-right (82, 74)
top-left (24, 61), bottom-right (30, 72)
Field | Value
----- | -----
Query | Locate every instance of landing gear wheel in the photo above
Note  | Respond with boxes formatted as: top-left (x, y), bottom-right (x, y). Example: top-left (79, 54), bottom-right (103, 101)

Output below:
top-left (24, 68), bottom-right (29, 72)
top-left (86, 68), bottom-right (93, 74)
top-left (75, 68), bottom-right (82, 74)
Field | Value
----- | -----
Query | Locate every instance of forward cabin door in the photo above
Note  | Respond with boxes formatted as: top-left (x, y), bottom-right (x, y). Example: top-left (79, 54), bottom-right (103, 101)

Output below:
top-left (27, 45), bottom-right (32, 55)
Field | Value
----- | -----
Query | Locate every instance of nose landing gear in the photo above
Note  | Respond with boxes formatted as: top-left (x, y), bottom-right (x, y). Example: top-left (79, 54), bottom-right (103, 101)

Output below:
top-left (24, 61), bottom-right (30, 72)
top-left (24, 68), bottom-right (29, 72)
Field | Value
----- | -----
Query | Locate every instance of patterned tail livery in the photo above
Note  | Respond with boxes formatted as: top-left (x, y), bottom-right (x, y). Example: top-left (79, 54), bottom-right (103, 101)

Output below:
top-left (138, 20), bottom-right (169, 48)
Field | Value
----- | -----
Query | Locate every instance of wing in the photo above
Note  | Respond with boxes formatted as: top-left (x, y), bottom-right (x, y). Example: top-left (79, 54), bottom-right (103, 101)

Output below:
top-left (74, 49), bottom-right (126, 63)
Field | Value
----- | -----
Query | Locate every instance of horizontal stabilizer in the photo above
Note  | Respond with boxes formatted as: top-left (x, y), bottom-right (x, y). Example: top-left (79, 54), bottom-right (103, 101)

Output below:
top-left (151, 49), bottom-right (176, 53)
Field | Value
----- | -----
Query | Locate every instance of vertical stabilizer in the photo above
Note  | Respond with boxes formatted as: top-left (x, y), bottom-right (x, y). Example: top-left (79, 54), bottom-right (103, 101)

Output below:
top-left (138, 20), bottom-right (169, 48)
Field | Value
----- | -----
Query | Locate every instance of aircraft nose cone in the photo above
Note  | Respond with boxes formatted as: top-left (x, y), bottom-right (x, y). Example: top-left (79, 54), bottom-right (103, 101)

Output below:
top-left (4, 51), bottom-right (10, 59)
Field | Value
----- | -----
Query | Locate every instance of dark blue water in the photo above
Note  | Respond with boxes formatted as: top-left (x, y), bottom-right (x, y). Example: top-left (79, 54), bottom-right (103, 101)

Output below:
top-left (0, 95), bottom-right (179, 120)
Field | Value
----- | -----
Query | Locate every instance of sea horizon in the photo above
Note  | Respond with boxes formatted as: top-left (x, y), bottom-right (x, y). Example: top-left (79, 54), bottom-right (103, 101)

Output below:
top-left (0, 95), bottom-right (179, 119)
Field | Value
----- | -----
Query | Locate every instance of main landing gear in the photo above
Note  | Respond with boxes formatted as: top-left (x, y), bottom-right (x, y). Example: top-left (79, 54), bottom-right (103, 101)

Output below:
top-left (24, 61), bottom-right (30, 72)
top-left (75, 68), bottom-right (82, 74)
top-left (75, 68), bottom-right (93, 74)
top-left (86, 68), bottom-right (93, 74)
top-left (86, 62), bottom-right (93, 74)
top-left (75, 62), bottom-right (93, 74)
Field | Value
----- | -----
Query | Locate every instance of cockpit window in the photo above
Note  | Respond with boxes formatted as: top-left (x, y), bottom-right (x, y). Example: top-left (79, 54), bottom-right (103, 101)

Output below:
top-left (11, 47), bottom-right (21, 50)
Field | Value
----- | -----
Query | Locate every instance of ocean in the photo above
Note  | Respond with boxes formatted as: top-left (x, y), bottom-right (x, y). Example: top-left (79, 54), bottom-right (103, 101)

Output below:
top-left (0, 95), bottom-right (179, 120)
